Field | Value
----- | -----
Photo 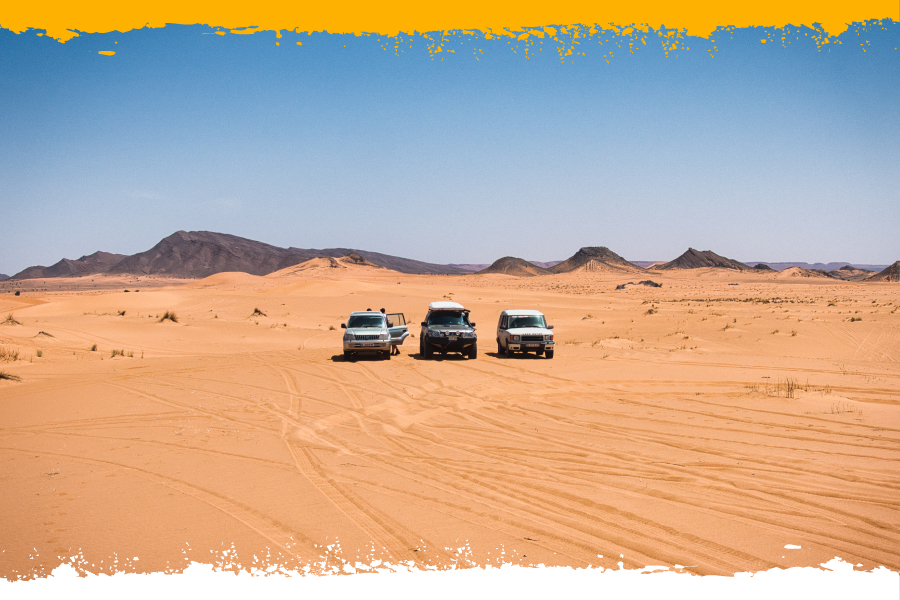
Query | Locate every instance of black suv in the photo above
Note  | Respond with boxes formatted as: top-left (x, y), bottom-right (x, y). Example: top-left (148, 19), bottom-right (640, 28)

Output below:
top-left (419, 301), bottom-right (477, 359)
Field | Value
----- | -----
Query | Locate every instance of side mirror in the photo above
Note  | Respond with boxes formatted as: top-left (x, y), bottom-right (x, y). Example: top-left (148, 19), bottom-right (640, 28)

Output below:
top-left (469, 322), bottom-right (476, 327)
top-left (340, 323), bottom-right (346, 329)
top-left (548, 325), bottom-right (554, 329)
top-left (421, 322), bottom-right (427, 326)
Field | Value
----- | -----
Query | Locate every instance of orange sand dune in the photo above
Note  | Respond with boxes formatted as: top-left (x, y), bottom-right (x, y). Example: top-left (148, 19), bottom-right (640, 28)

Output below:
top-left (1, 268), bottom-right (898, 579)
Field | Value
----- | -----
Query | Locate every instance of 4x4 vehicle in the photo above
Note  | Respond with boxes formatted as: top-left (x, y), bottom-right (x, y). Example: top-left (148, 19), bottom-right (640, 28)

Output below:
top-left (341, 311), bottom-right (407, 360)
top-left (496, 309), bottom-right (555, 358)
top-left (420, 301), bottom-right (477, 359)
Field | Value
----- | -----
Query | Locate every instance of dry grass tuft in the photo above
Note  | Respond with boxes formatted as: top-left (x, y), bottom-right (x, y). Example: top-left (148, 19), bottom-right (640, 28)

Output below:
top-left (2, 314), bottom-right (21, 326)
top-left (0, 347), bottom-right (20, 362)
top-left (158, 311), bottom-right (178, 323)
top-left (251, 308), bottom-right (267, 317)
top-left (110, 349), bottom-right (125, 358)
top-left (90, 344), bottom-right (97, 352)
top-left (0, 371), bottom-right (22, 382)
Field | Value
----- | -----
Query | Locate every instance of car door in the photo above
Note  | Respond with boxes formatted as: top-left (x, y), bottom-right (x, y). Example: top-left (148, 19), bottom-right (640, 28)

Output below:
top-left (498, 314), bottom-right (509, 347)
top-left (387, 313), bottom-right (409, 345)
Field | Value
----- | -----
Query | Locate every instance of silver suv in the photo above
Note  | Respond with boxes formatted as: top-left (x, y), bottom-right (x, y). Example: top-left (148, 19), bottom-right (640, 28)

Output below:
top-left (496, 309), bottom-right (554, 358)
top-left (341, 311), bottom-right (408, 360)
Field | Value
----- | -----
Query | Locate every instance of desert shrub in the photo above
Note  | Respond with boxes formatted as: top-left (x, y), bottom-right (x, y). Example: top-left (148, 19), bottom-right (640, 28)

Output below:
top-left (251, 308), bottom-right (267, 317)
top-left (110, 349), bottom-right (124, 358)
top-left (0, 371), bottom-right (22, 382)
top-left (117, 310), bottom-right (126, 316)
top-left (328, 325), bottom-right (335, 331)
top-left (14, 291), bottom-right (20, 296)
top-left (2, 314), bottom-right (21, 326)
top-left (645, 308), bottom-right (657, 315)
top-left (0, 347), bottom-right (20, 362)
top-left (850, 316), bottom-right (862, 322)
top-left (158, 311), bottom-right (178, 323)
top-left (35, 350), bottom-right (42, 358)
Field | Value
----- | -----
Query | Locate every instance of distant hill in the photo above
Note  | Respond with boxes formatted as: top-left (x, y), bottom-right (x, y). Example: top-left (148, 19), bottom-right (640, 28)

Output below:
top-left (867, 261), bottom-right (900, 282)
top-left (0, 274), bottom-right (9, 281)
top-left (753, 263), bottom-right (774, 271)
top-left (654, 248), bottom-right (749, 271)
top-left (477, 257), bottom-right (550, 276)
top-left (13, 231), bottom-right (469, 280)
top-left (548, 247), bottom-right (644, 274)
top-left (747, 261), bottom-right (889, 272)
top-left (12, 251), bottom-right (128, 280)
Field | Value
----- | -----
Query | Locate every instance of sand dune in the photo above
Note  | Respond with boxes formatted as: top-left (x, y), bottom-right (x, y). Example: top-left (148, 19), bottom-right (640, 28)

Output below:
top-left (0, 267), bottom-right (898, 580)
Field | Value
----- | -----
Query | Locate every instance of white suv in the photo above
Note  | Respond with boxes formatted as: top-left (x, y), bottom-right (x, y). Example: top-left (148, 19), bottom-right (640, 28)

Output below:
top-left (496, 309), bottom-right (555, 358)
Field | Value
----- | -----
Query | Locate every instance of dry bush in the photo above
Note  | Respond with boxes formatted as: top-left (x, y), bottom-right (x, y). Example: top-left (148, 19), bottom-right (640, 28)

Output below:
top-left (0, 371), bottom-right (22, 382)
top-left (35, 350), bottom-right (42, 358)
top-left (0, 347), bottom-right (20, 362)
top-left (849, 316), bottom-right (862, 322)
top-left (90, 344), bottom-right (97, 352)
top-left (110, 349), bottom-right (125, 358)
top-left (117, 310), bottom-right (126, 316)
top-left (158, 311), bottom-right (178, 323)
top-left (2, 314), bottom-right (21, 326)
top-left (251, 308), bottom-right (267, 317)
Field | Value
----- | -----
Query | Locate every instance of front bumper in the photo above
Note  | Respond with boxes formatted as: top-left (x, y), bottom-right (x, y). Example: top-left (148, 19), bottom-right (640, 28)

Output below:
top-left (343, 340), bottom-right (391, 352)
top-left (426, 336), bottom-right (476, 351)
top-left (509, 340), bottom-right (554, 351)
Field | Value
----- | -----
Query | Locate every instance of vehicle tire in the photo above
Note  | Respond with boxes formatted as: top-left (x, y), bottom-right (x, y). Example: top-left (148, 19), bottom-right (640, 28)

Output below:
top-left (419, 339), bottom-right (424, 355)
top-left (545, 349), bottom-right (554, 359)
top-left (505, 343), bottom-right (514, 358)
top-left (423, 341), bottom-right (432, 359)
top-left (468, 343), bottom-right (478, 359)
top-left (384, 350), bottom-right (391, 360)
top-left (498, 340), bottom-right (503, 354)
top-left (343, 350), bottom-right (352, 361)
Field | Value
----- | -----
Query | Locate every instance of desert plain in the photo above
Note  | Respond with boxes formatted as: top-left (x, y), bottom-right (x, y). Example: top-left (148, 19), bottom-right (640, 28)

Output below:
top-left (1, 261), bottom-right (898, 579)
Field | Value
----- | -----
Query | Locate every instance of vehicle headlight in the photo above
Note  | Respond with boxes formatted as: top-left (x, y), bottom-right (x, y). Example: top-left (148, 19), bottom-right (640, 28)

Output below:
top-left (343, 333), bottom-right (354, 341)
top-left (381, 333), bottom-right (390, 341)
top-left (511, 335), bottom-right (520, 342)
top-left (461, 331), bottom-right (475, 338)
top-left (544, 334), bottom-right (553, 341)
top-left (428, 329), bottom-right (443, 337)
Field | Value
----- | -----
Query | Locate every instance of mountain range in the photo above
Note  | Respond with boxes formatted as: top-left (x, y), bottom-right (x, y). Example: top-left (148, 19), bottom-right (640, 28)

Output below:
top-left (11, 231), bottom-right (468, 280)
top-left (8, 231), bottom-right (897, 283)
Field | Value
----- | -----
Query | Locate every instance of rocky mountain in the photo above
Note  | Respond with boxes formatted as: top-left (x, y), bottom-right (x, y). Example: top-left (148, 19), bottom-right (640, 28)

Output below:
top-left (654, 248), bottom-right (750, 271)
top-left (548, 247), bottom-right (644, 274)
top-left (12, 231), bottom-right (469, 280)
top-left (752, 263), bottom-right (774, 271)
top-left (477, 257), bottom-right (550, 276)
top-left (867, 261), bottom-right (900, 282)
top-left (0, 274), bottom-right (9, 281)
top-left (11, 251), bottom-right (128, 280)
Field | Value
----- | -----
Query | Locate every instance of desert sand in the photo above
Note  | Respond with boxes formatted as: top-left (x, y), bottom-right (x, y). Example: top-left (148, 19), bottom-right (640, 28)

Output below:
top-left (0, 265), bottom-right (898, 579)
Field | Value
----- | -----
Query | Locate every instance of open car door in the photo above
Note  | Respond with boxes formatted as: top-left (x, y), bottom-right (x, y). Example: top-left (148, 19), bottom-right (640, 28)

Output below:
top-left (387, 313), bottom-right (409, 346)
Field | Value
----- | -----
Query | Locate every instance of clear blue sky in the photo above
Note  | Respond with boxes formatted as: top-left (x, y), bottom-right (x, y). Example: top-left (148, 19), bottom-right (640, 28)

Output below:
top-left (1, 22), bottom-right (898, 274)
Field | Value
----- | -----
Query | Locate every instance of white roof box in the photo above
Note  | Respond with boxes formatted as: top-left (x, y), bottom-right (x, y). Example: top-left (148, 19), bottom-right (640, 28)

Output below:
top-left (428, 301), bottom-right (466, 310)
top-left (501, 309), bottom-right (544, 316)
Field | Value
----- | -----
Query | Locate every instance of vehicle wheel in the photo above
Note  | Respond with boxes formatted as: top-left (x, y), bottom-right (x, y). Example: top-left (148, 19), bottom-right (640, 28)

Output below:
top-left (343, 350), bottom-right (352, 361)
top-left (419, 339), bottom-right (424, 355)
top-left (468, 343), bottom-right (478, 359)
top-left (423, 341), bottom-right (433, 359)
top-left (384, 350), bottom-right (391, 360)
top-left (546, 349), bottom-right (554, 359)
top-left (498, 340), bottom-right (503, 354)
top-left (505, 343), bottom-right (514, 358)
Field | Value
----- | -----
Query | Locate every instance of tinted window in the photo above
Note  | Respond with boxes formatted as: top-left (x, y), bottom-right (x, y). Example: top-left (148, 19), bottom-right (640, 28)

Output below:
top-left (508, 315), bottom-right (546, 329)
top-left (348, 315), bottom-right (385, 328)
top-left (427, 311), bottom-right (468, 326)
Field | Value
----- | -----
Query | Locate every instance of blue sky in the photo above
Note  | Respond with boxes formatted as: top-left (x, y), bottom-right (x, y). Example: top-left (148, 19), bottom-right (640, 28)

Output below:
top-left (1, 22), bottom-right (898, 274)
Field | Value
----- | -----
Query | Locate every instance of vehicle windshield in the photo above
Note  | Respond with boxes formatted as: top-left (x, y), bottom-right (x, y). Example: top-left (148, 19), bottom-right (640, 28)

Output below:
top-left (427, 310), bottom-right (469, 326)
top-left (508, 315), bottom-right (546, 329)
top-left (347, 315), bottom-right (385, 328)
